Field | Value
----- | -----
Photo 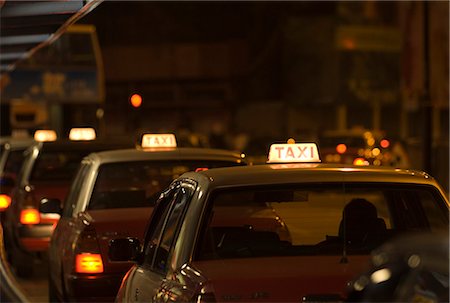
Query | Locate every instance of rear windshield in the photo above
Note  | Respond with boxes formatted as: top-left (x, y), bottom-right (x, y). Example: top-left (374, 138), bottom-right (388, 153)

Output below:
top-left (30, 151), bottom-right (91, 182)
top-left (196, 183), bottom-right (449, 260)
top-left (88, 160), bottom-right (240, 210)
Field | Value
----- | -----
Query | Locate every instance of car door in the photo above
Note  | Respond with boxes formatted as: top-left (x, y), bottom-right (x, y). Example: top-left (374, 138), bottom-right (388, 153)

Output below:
top-left (49, 161), bottom-right (91, 296)
top-left (122, 181), bottom-right (195, 303)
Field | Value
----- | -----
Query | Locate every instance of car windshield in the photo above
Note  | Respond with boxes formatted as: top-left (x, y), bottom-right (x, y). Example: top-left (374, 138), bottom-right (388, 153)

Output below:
top-left (88, 160), bottom-right (239, 210)
top-left (197, 183), bottom-right (448, 260)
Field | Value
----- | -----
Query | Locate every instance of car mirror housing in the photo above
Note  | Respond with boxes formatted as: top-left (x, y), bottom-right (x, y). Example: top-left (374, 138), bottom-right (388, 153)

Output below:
top-left (108, 238), bottom-right (141, 262)
top-left (39, 198), bottom-right (62, 214)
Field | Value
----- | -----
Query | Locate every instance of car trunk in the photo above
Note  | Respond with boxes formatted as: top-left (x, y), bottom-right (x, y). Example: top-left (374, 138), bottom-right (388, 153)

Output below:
top-left (192, 255), bottom-right (371, 302)
top-left (85, 207), bottom-right (154, 274)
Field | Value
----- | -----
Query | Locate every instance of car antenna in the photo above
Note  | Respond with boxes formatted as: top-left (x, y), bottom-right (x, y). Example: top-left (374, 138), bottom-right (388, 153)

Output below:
top-left (340, 183), bottom-right (348, 264)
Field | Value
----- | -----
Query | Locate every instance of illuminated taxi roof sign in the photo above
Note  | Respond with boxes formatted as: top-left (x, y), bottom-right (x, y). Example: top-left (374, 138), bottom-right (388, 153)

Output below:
top-left (267, 143), bottom-right (321, 163)
top-left (69, 128), bottom-right (96, 141)
top-left (34, 130), bottom-right (57, 142)
top-left (141, 134), bottom-right (177, 148)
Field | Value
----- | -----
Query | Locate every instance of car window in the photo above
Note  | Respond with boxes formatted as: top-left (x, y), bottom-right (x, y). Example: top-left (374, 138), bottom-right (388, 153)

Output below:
top-left (30, 150), bottom-right (90, 182)
top-left (196, 183), bottom-right (448, 260)
top-left (143, 182), bottom-right (194, 274)
top-left (3, 150), bottom-right (26, 177)
top-left (88, 160), bottom-right (237, 210)
top-left (62, 162), bottom-right (91, 218)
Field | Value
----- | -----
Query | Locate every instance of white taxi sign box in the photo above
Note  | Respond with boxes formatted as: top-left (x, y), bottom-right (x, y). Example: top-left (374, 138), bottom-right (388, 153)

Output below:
top-left (69, 128), bottom-right (96, 141)
top-left (267, 143), bottom-right (321, 163)
top-left (141, 134), bottom-right (177, 149)
top-left (34, 130), bottom-right (57, 142)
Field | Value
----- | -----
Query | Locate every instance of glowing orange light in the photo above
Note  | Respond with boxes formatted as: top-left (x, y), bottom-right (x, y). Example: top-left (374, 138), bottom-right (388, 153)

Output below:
top-left (20, 208), bottom-right (40, 225)
top-left (130, 94), bottom-right (142, 108)
top-left (76, 253), bottom-right (104, 274)
top-left (353, 158), bottom-right (369, 166)
top-left (380, 139), bottom-right (390, 148)
top-left (342, 38), bottom-right (355, 50)
top-left (336, 143), bottom-right (347, 154)
top-left (0, 194), bottom-right (11, 211)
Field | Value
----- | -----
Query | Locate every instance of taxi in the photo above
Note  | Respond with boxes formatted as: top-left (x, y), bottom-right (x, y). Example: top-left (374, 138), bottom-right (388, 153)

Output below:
top-left (0, 137), bottom-right (34, 213)
top-left (112, 141), bottom-right (449, 303)
top-left (43, 133), bottom-right (246, 302)
top-left (3, 129), bottom-right (132, 278)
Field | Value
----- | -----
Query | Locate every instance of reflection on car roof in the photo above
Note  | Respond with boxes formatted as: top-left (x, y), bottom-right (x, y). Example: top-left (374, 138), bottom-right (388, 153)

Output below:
top-left (182, 164), bottom-right (439, 189)
top-left (86, 147), bottom-right (244, 164)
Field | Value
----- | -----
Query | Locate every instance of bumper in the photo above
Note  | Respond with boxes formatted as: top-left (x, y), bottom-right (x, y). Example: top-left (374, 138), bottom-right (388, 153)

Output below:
top-left (67, 272), bottom-right (124, 302)
top-left (17, 224), bottom-right (53, 252)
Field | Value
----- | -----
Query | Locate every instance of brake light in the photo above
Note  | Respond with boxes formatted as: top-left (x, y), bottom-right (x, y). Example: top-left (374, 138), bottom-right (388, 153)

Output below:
top-left (20, 208), bottom-right (40, 224)
top-left (195, 167), bottom-right (209, 172)
top-left (75, 253), bottom-right (104, 274)
top-left (0, 194), bottom-right (11, 211)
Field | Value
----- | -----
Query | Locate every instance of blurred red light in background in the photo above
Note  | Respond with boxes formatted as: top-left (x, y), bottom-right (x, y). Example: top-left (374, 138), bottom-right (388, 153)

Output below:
top-left (336, 143), bottom-right (347, 154)
top-left (380, 139), bottom-right (390, 148)
top-left (130, 94), bottom-right (142, 108)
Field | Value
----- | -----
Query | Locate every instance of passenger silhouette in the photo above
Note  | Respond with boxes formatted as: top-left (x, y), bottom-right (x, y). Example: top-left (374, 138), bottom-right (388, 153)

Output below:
top-left (339, 198), bottom-right (387, 247)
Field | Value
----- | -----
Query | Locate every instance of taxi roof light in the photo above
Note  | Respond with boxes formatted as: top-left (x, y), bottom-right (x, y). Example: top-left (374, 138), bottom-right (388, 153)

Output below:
top-left (141, 133), bottom-right (177, 149)
top-left (69, 128), bottom-right (96, 141)
top-left (75, 253), bottom-right (104, 274)
top-left (0, 194), bottom-right (11, 211)
top-left (20, 208), bottom-right (40, 225)
top-left (34, 130), bottom-right (57, 142)
top-left (267, 142), bottom-right (321, 163)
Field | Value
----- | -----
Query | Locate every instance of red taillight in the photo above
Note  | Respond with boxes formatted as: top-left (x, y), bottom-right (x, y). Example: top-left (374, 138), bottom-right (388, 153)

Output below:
top-left (0, 194), bottom-right (11, 211)
top-left (195, 167), bottom-right (209, 172)
top-left (75, 253), bottom-right (104, 274)
top-left (20, 208), bottom-right (40, 225)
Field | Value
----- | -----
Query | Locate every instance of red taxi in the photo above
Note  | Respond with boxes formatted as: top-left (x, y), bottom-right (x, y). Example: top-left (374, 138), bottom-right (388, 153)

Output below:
top-left (112, 141), bottom-right (449, 303)
top-left (43, 133), bottom-right (246, 302)
top-left (3, 129), bottom-right (132, 277)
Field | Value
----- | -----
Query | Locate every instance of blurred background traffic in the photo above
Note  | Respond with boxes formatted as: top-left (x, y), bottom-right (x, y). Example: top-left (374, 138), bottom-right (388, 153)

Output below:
top-left (0, 1), bottom-right (448, 191)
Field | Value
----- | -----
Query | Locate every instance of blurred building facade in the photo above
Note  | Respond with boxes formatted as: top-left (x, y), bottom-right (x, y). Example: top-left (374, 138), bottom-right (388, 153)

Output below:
top-left (0, 1), bottom-right (448, 189)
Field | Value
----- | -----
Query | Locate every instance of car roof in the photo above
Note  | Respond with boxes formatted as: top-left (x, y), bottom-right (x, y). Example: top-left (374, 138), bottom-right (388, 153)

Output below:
top-left (180, 164), bottom-right (440, 189)
top-left (0, 138), bottom-right (34, 149)
top-left (31, 139), bottom-right (133, 152)
top-left (85, 147), bottom-right (245, 164)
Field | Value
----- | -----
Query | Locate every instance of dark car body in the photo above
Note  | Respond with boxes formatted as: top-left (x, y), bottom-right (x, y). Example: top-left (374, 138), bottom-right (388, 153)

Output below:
top-left (3, 139), bottom-right (132, 277)
top-left (47, 147), bottom-right (245, 302)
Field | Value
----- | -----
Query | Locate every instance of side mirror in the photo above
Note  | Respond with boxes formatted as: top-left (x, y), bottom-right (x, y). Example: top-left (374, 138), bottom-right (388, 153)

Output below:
top-left (109, 238), bottom-right (141, 262)
top-left (39, 198), bottom-right (62, 214)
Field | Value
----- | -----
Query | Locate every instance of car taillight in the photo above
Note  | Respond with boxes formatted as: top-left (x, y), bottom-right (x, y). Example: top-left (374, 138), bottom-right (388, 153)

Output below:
top-left (75, 253), bottom-right (104, 274)
top-left (0, 194), bottom-right (11, 211)
top-left (20, 208), bottom-right (40, 224)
